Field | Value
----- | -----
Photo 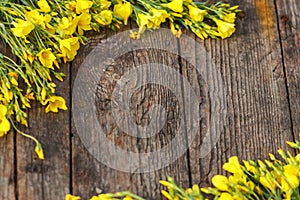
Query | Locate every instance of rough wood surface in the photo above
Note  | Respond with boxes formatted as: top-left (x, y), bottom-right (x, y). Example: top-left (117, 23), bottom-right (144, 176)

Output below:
top-left (16, 63), bottom-right (70, 199)
top-left (187, 0), bottom-right (296, 186)
top-left (275, 0), bottom-right (300, 135)
top-left (0, 0), bottom-right (299, 199)
top-left (0, 42), bottom-right (16, 200)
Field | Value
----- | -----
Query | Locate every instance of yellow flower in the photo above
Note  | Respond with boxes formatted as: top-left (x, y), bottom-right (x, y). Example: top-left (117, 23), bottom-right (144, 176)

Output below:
top-left (163, 0), bottom-right (184, 13)
top-left (190, 26), bottom-right (207, 40)
top-left (44, 96), bottom-right (67, 113)
top-left (59, 37), bottom-right (80, 62)
top-left (8, 72), bottom-right (18, 87)
top-left (284, 189), bottom-right (293, 200)
top-left (223, 156), bottom-right (243, 174)
top-left (35, 143), bottom-right (44, 160)
top-left (243, 160), bottom-right (256, 174)
top-left (212, 175), bottom-right (229, 191)
top-left (77, 13), bottom-right (92, 35)
top-left (123, 196), bottom-right (133, 200)
top-left (219, 192), bottom-right (235, 200)
top-left (113, 2), bottom-right (132, 25)
top-left (213, 18), bottom-right (235, 39)
top-left (150, 8), bottom-right (170, 26)
top-left (37, 48), bottom-right (56, 69)
top-left (99, 0), bottom-right (111, 10)
top-left (159, 180), bottom-right (174, 188)
top-left (76, 0), bottom-right (93, 14)
top-left (11, 19), bottom-right (35, 38)
top-left (38, 0), bottom-right (51, 12)
top-left (170, 22), bottom-right (182, 38)
top-left (259, 173), bottom-right (277, 192)
top-left (25, 10), bottom-right (52, 29)
top-left (1, 85), bottom-right (13, 103)
top-left (58, 16), bottom-right (79, 35)
top-left (25, 9), bottom-right (43, 25)
top-left (282, 164), bottom-right (299, 191)
top-left (0, 104), bottom-right (11, 137)
top-left (221, 13), bottom-right (236, 23)
top-left (161, 190), bottom-right (172, 200)
top-left (65, 194), bottom-right (81, 200)
top-left (91, 194), bottom-right (114, 200)
top-left (94, 10), bottom-right (113, 26)
top-left (188, 5), bottom-right (207, 22)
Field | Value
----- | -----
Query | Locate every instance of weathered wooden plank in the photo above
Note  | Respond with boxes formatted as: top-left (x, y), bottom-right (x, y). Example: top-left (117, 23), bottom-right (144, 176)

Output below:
top-left (0, 42), bottom-right (16, 200)
top-left (127, 29), bottom-right (191, 198)
top-left (275, 0), bottom-right (300, 135)
top-left (71, 26), bottom-right (191, 199)
top-left (0, 133), bottom-right (15, 200)
top-left (71, 30), bottom-right (135, 199)
top-left (185, 0), bottom-right (295, 186)
top-left (16, 63), bottom-right (70, 199)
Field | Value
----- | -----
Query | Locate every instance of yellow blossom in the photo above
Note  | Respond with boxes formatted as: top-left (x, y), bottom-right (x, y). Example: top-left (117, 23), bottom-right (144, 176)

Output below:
top-left (38, 0), bottom-right (51, 12)
top-left (76, 0), bottom-right (93, 14)
top-left (259, 173), bottom-right (277, 192)
top-left (161, 190), bottom-right (172, 200)
top-left (190, 26), bottom-right (207, 40)
top-left (113, 2), bottom-right (132, 25)
top-left (8, 72), bottom-right (18, 87)
top-left (243, 160), bottom-right (256, 174)
top-left (11, 19), bottom-right (35, 38)
top-left (65, 194), bottom-right (81, 200)
top-left (59, 37), bottom-right (80, 62)
top-left (123, 196), bottom-right (133, 200)
top-left (77, 13), bottom-right (92, 35)
top-left (25, 9), bottom-right (43, 25)
top-left (221, 13), bottom-right (236, 23)
top-left (159, 180), bottom-right (174, 188)
top-left (212, 175), bottom-right (229, 191)
top-left (136, 13), bottom-right (156, 34)
top-left (188, 5), bottom-right (207, 22)
top-left (99, 0), bottom-right (111, 10)
top-left (44, 96), bottom-right (67, 113)
top-left (37, 48), bottom-right (56, 69)
top-left (25, 10), bottom-right (52, 29)
top-left (150, 8), bottom-right (170, 26)
top-left (223, 156), bottom-right (243, 174)
top-left (35, 143), bottom-right (44, 160)
top-left (213, 18), bottom-right (235, 39)
top-left (170, 22), bottom-right (182, 38)
top-left (282, 164), bottom-right (299, 191)
top-left (219, 192), bottom-right (235, 200)
top-left (94, 10), bottom-right (113, 26)
top-left (162, 0), bottom-right (184, 13)
top-left (58, 16), bottom-right (79, 35)
top-left (0, 104), bottom-right (11, 137)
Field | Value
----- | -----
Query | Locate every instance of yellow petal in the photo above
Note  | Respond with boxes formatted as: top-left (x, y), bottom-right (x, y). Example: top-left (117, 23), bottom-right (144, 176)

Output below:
top-left (35, 143), bottom-right (44, 160)
top-left (38, 0), bottom-right (51, 12)
top-left (212, 175), bottom-right (229, 191)
top-left (113, 2), bottom-right (133, 25)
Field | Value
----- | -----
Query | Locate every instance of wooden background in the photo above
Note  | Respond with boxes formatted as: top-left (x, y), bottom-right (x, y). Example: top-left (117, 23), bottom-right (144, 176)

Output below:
top-left (0, 0), bottom-right (299, 199)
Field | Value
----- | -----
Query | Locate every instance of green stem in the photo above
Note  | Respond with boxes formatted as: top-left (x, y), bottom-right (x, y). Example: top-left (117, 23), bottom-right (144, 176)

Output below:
top-left (9, 117), bottom-right (40, 146)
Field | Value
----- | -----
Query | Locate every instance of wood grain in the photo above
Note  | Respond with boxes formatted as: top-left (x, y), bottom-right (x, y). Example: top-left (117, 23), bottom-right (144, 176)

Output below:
top-left (16, 63), bottom-right (70, 199)
top-left (0, 0), bottom-right (299, 199)
top-left (187, 0), bottom-right (295, 186)
top-left (0, 42), bottom-right (16, 200)
top-left (275, 0), bottom-right (300, 136)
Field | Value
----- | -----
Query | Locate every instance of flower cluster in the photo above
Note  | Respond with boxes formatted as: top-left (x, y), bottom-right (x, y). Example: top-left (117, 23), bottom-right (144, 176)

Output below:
top-left (202, 142), bottom-right (300, 200)
top-left (129, 0), bottom-right (240, 39)
top-left (66, 139), bottom-right (300, 200)
top-left (0, 0), bottom-right (239, 158)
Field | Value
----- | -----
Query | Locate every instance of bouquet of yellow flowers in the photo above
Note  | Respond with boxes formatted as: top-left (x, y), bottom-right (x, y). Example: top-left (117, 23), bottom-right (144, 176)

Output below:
top-left (0, 0), bottom-right (240, 158)
top-left (67, 140), bottom-right (300, 200)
